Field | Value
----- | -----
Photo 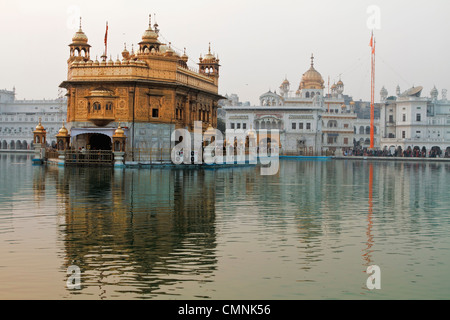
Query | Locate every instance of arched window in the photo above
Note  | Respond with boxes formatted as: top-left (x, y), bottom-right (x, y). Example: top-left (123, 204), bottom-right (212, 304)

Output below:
top-left (328, 120), bottom-right (337, 128)
top-left (366, 126), bottom-right (370, 135)
top-left (93, 102), bottom-right (101, 111)
top-left (305, 92), bottom-right (310, 98)
top-left (359, 126), bottom-right (364, 134)
top-left (105, 102), bottom-right (113, 111)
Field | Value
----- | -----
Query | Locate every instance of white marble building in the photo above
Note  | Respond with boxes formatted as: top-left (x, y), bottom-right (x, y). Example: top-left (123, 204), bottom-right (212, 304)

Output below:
top-left (223, 55), bottom-right (359, 155)
top-left (379, 85), bottom-right (450, 156)
top-left (0, 88), bottom-right (67, 150)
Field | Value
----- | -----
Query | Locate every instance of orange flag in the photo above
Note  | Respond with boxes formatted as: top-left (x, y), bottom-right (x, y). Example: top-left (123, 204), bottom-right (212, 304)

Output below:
top-left (369, 31), bottom-right (373, 47)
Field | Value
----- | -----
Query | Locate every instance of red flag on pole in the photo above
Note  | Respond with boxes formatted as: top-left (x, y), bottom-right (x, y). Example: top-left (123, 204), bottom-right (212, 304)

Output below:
top-left (104, 22), bottom-right (108, 46)
top-left (369, 31), bottom-right (373, 47)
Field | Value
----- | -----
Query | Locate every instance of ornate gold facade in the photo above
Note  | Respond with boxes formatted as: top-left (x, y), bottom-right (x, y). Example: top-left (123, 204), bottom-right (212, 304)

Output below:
top-left (59, 17), bottom-right (223, 151)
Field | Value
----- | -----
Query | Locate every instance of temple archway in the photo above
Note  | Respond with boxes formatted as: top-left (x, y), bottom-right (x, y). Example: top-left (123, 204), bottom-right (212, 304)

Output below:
top-left (88, 133), bottom-right (112, 150)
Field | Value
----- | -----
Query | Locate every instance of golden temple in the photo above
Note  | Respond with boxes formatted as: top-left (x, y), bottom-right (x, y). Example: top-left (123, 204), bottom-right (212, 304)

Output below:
top-left (59, 16), bottom-right (223, 153)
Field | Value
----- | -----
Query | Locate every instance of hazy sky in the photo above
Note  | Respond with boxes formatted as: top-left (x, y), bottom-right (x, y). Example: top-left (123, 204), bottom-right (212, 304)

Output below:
top-left (1, 0), bottom-right (450, 105)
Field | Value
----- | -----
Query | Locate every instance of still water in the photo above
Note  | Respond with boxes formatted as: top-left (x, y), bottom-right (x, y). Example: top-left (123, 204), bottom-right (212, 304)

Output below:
top-left (0, 153), bottom-right (449, 300)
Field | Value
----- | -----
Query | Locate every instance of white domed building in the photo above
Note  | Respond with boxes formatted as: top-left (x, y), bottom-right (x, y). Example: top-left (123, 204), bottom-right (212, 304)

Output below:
top-left (223, 54), bottom-right (357, 155)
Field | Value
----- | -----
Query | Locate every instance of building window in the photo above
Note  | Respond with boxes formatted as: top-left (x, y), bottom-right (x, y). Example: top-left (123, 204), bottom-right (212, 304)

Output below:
top-left (306, 123), bottom-right (311, 130)
top-left (93, 102), bottom-right (101, 111)
top-left (152, 108), bottom-right (159, 118)
top-left (292, 123), bottom-right (296, 130)
top-left (243, 123), bottom-right (247, 130)
top-left (344, 123), bottom-right (349, 128)
top-left (402, 131), bottom-right (406, 139)
top-left (237, 123), bottom-right (241, 129)
top-left (106, 102), bottom-right (113, 111)
top-left (344, 137), bottom-right (348, 145)
top-left (299, 123), bottom-right (303, 130)
top-left (389, 115), bottom-right (394, 123)
top-left (402, 114), bottom-right (406, 122)
top-left (231, 123), bottom-right (235, 129)
top-left (416, 113), bottom-right (421, 121)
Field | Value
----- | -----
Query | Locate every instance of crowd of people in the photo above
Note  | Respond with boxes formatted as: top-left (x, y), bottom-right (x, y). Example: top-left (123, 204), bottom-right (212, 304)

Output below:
top-left (342, 147), bottom-right (448, 158)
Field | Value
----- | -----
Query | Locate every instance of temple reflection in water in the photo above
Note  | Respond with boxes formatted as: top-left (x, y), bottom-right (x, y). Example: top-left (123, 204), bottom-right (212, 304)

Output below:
top-left (38, 166), bottom-right (217, 298)
top-left (24, 155), bottom-right (450, 299)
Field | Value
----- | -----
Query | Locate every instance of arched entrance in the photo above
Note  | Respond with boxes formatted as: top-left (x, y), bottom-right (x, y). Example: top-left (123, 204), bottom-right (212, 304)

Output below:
top-left (88, 133), bottom-right (112, 150)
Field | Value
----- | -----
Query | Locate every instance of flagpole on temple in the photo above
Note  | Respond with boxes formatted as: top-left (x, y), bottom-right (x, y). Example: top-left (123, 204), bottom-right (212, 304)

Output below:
top-left (105, 21), bottom-right (109, 58)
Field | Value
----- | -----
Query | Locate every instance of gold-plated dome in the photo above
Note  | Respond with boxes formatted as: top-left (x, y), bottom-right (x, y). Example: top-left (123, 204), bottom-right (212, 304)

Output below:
top-left (142, 15), bottom-right (159, 41)
top-left (57, 122), bottom-right (69, 137)
top-left (164, 42), bottom-right (175, 57)
top-left (201, 43), bottom-right (216, 63)
top-left (72, 18), bottom-right (88, 44)
top-left (122, 43), bottom-right (130, 60)
top-left (114, 124), bottom-right (125, 137)
top-left (34, 118), bottom-right (46, 132)
top-left (299, 54), bottom-right (324, 90)
top-left (72, 29), bottom-right (88, 44)
top-left (181, 48), bottom-right (189, 62)
top-left (142, 27), bottom-right (158, 41)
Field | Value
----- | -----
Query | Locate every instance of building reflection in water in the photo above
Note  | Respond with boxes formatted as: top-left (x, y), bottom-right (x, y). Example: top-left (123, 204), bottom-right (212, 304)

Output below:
top-left (363, 163), bottom-right (374, 267)
top-left (27, 159), bottom-right (450, 299)
top-left (43, 166), bottom-right (217, 298)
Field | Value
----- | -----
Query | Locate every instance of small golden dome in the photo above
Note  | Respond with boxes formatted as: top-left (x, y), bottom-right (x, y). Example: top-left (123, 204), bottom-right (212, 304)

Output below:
top-left (181, 48), bottom-right (189, 62)
top-left (114, 124), bottom-right (125, 137)
top-left (201, 43), bottom-right (216, 63)
top-left (34, 118), bottom-right (45, 132)
top-left (142, 17), bottom-right (159, 41)
top-left (57, 122), bottom-right (69, 136)
top-left (164, 43), bottom-right (175, 57)
top-left (122, 44), bottom-right (130, 60)
top-left (72, 29), bottom-right (88, 44)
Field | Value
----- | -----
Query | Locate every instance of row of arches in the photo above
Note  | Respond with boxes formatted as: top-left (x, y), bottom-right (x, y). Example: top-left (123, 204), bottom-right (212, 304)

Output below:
top-left (89, 101), bottom-right (113, 113)
top-left (70, 47), bottom-right (89, 58)
top-left (354, 126), bottom-right (378, 135)
top-left (254, 118), bottom-right (282, 130)
top-left (0, 140), bottom-right (57, 150)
